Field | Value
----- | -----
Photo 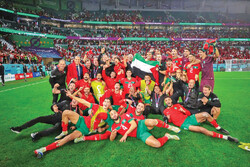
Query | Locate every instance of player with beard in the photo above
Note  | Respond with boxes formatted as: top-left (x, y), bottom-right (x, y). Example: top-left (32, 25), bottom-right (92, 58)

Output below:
top-left (75, 72), bottom-right (91, 96)
top-left (183, 54), bottom-right (201, 82)
top-left (181, 48), bottom-right (201, 71)
top-left (119, 102), bottom-right (145, 121)
top-left (78, 87), bottom-right (95, 116)
top-left (49, 59), bottom-right (67, 104)
top-left (34, 94), bottom-right (113, 158)
top-left (120, 69), bottom-right (137, 95)
top-left (163, 97), bottom-right (238, 143)
top-left (52, 81), bottom-right (76, 103)
top-left (102, 65), bottom-right (119, 90)
top-left (74, 109), bottom-right (181, 148)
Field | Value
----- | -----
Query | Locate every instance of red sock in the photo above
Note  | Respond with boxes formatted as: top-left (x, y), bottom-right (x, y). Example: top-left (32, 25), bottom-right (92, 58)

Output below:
top-left (210, 120), bottom-right (219, 128)
top-left (157, 136), bottom-right (169, 147)
top-left (84, 135), bottom-right (101, 141)
top-left (45, 142), bottom-right (59, 151)
top-left (84, 132), bottom-right (110, 141)
top-left (212, 131), bottom-right (223, 138)
top-left (155, 119), bottom-right (169, 128)
top-left (62, 122), bottom-right (68, 132)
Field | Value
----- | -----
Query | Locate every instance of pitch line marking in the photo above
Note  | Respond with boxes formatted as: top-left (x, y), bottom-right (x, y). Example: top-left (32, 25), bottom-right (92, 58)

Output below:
top-left (0, 80), bottom-right (47, 93)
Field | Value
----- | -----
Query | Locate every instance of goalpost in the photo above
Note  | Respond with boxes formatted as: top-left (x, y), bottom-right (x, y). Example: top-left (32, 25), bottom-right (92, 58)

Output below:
top-left (225, 59), bottom-right (250, 72)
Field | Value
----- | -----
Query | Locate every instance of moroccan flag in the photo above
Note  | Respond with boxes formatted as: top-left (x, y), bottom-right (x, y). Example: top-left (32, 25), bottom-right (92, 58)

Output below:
top-left (131, 53), bottom-right (159, 85)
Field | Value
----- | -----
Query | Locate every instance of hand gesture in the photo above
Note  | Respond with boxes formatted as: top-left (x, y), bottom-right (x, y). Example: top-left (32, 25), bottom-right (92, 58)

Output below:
top-left (119, 134), bottom-right (128, 142)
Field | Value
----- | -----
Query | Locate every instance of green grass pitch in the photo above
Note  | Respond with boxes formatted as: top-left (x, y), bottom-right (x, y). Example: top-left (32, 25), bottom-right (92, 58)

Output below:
top-left (0, 72), bottom-right (249, 167)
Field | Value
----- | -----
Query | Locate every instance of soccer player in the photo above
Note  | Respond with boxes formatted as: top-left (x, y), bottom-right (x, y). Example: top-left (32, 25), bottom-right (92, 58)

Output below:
top-left (120, 102), bottom-right (145, 120)
top-left (198, 85), bottom-right (221, 120)
top-left (10, 100), bottom-right (76, 141)
top-left (120, 69), bottom-right (137, 95)
top-left (75, 72), bottom-right (91, 96)
top-left (52, 81), bottom-right (76, 103)
top-left (22, 62), bottom-right (28, 82)
top-left (102, 65), bottom-right (119, 89)
top-left (163, 97), bottom-right (238, 143)
top-left (198, 48), bottom-right (220, 92)
top-left (78, 87), bottom-right (95, 116)
top-left (74, 110), bottom-right (181, 148)
top-left (181, 48), bottom-right (201, 71)
top-left (49, 59), bottom-right (67, 104)
top-left (183, 54), bottom-right (201, 82)
top-left (113, 57), bottom-right (126, 80)
top-left (34, 94), bottom-right (112, 158)
top-left (91, 73), bottom-right (106, 103)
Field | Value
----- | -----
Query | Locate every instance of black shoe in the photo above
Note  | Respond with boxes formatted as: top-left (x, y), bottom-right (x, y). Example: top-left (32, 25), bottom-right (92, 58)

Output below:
top-left (228, 136), bottom-right (239, 143)
top-left (31, 132), bottom-right (39, 142)
top-left (10, 127), bottom-right (21, 134)
top-left (217, 128), bottom-right (230, 135)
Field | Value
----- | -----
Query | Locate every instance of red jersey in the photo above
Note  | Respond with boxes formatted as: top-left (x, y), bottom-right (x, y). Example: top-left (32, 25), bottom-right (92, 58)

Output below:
top-left (126, 105), bottom-right (145, 121)
top-left (111, 90), bottom-right (125, 106)
top-left (183, 62), bottom-right (201, 81)
top-left (163, 104), bottom-right (191, 127)
top-left (102, 70), bottom-right (119, 89)
top-left (114, 62), bottom-right (126, 80)
top-left (120, 77), bottom-right (137, 94)
top-left (172, 57), bottom-right (182, 68)
top-left (79, 93), bottom-right (95, 111)
top-left (165, 65), bottom-right (180, 76)
top-left (75, 79), bottom-right (91, 94)
top-left (83, 103), bottom-right (108, 130)
top-left (108, 114), bottom-right (137, 137)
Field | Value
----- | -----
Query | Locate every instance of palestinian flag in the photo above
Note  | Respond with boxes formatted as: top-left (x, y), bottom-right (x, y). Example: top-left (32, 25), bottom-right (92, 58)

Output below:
top-left (131, 53), bottom-right (160, 85)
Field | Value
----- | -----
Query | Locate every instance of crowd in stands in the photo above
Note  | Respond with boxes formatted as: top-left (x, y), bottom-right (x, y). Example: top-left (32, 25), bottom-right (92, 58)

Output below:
top-left (54, 40), bottom-right (250, 64)
top-left (0, 41), bottom-right (42, 64)
top-left (1, 1), bottom-right (249, 23)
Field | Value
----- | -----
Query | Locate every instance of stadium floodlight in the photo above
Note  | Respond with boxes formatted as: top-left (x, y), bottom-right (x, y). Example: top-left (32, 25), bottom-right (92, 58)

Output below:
top-left (225, 59), bottom-right (250, 72)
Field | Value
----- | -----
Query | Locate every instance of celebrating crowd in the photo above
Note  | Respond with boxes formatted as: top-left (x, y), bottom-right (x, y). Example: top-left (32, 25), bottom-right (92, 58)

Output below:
top-left (10, 41), bottom-right (240, 158)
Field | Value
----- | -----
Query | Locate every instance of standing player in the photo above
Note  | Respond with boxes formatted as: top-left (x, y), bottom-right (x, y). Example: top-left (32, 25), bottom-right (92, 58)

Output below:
top-left (91, 73), bottom-right (106, 103)
top-left (198, 48), bottom-right (219, 92)
top-left (75, 110), bottom-right (181, 148)
top-left (163, 97), bottom-right (238, 143)
top-left (183, 54), bottom-right (201, 82)
top-left (120, 69), bottom-right (137, 95)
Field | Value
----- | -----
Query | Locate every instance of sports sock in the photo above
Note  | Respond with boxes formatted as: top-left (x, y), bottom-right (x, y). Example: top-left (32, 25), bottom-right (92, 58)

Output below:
top-left (210, 120), bottom-right (221, 129)
top-left (212, 131), bottom-right (227, 139)
top-left (62, 122), bottom-right (68, 132)
top-left (155, 119), bottom-right (169, 128)
top-left (157, 136), bottom-right (169, 147)
top-left (45, 142), bottom-right (59, 151)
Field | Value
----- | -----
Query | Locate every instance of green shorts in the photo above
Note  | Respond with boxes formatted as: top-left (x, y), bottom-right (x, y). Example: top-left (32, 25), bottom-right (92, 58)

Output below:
top-left (181, 115), bottom-right (200, 130)
top-left (136, 120), bottom-right (152, 143)
top-left (112, 105), bottom-right (120, 111)
top-left (75, 116), bottom-right (90, 135)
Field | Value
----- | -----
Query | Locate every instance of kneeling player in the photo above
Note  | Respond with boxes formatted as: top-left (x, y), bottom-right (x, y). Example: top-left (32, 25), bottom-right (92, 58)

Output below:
top-left (34, 94), bottom-right (112, 158)
top-left (75, 110), bottom-right (181, 148)
top-left (163, 97), bottom-right (238, 143)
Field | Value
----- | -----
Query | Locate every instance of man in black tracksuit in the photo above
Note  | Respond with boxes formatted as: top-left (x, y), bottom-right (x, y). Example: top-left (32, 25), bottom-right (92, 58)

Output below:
top-left (198, 85), bottom-right (221, 120)
top-left (181, 78), bottom-right (200, 114)
top-left (49, 60), bottom-right (67, 104)
top-left (10, 100), bottom-right (81, 141)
